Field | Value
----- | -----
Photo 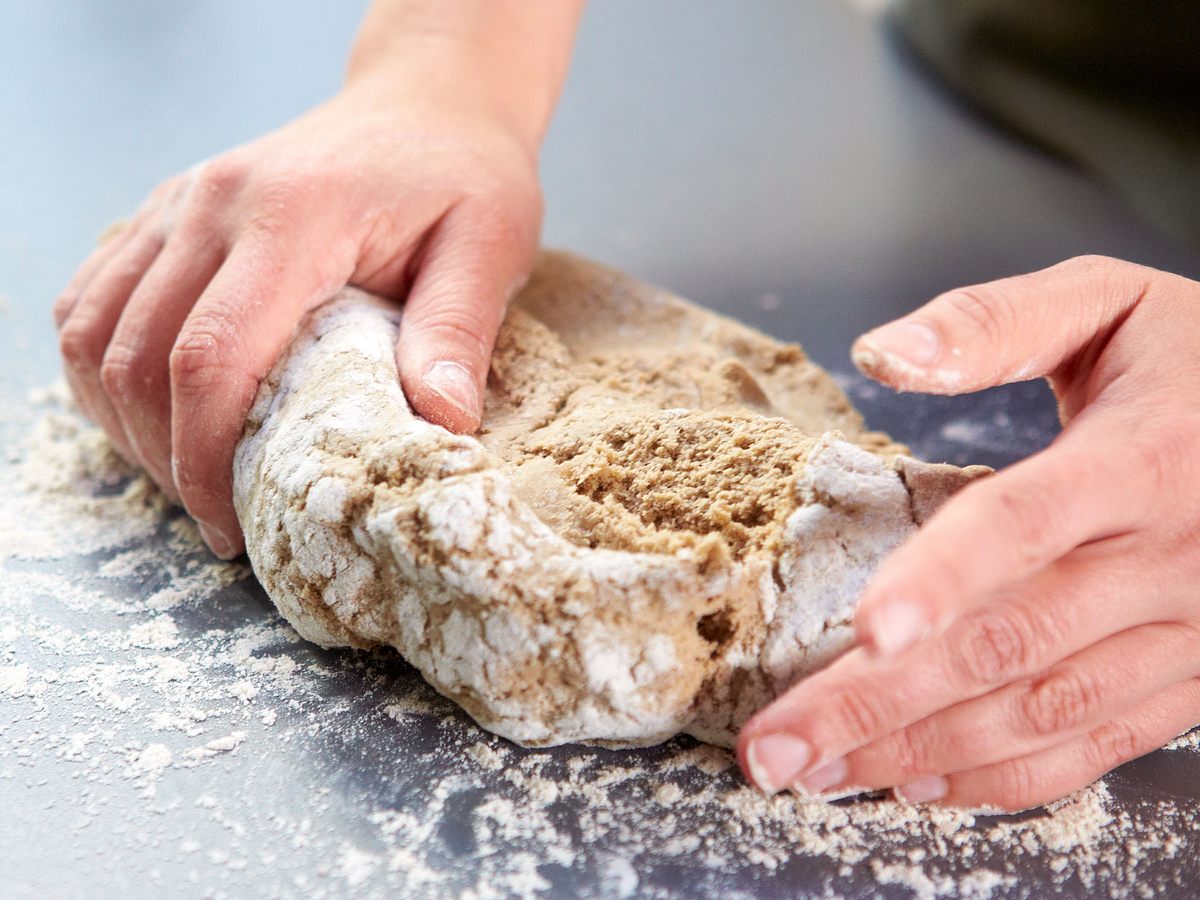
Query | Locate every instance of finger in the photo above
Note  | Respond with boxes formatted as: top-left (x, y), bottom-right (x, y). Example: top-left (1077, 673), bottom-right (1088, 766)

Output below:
top-left (54, 177), bottom-right (183, 329)
top-left (170, 229), bottom-right (353, 558)
top-left (53, 220), bottom-right (135, 328)
top-left (856, 412), bottom-right (1149, 658)
top-left (833, 622), bottom-right (1200, 796)
top-left (58, 221), bottom-right (166, 463)
top-left (100, 231), bottom-right (227, 500)
top-left (898, 677), bottom-right (1200, 811)
top-left (395, 201), bottom-right (538, 434)
top-left (851, 255), bottom-right (1155, 394)
top-left (738, 551), bottom-right (1145, 795)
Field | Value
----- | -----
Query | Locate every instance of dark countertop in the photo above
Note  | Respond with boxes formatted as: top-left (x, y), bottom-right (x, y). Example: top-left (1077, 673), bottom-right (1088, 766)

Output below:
top-left (3, 2), bottom-right (1200, 897)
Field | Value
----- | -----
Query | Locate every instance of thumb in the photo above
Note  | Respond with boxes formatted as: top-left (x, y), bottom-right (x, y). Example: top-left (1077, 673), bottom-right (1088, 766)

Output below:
top-left (396, 202), bottom-right (538, 433)
top-left (851, 255), bottom-right (1154, 395)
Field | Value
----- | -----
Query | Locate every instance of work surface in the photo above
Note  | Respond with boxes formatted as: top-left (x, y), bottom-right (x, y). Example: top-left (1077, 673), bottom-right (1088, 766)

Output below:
top-left (4, 2), bottom-right (1200, 897)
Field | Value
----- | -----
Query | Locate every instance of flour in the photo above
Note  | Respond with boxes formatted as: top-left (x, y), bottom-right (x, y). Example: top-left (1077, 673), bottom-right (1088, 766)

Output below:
top-left (2, 386), bottom-right (1199, 897)
top-left (1166, 728), bottom-right (1200, 752)
top-left (128, 616), bottom-right (181, 650)
top-left (133, 743), bottom-right (174, 774)
top-left (234, 251), bottom-right (988, 749)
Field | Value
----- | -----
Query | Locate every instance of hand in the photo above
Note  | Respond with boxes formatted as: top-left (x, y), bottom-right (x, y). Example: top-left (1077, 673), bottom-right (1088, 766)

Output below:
top-left (737, 255), bottom-right (1200, 811)
top-left (53, 68), bottom-right (542, 559)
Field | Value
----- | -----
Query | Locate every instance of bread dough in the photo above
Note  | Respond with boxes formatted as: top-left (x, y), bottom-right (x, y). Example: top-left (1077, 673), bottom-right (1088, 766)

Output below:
top-left (232, 252), bottom-right (987, 748)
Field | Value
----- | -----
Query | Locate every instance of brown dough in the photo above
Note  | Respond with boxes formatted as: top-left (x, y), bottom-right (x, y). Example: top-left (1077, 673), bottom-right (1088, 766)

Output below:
top-left (233, 251), bottom-right (988, 747)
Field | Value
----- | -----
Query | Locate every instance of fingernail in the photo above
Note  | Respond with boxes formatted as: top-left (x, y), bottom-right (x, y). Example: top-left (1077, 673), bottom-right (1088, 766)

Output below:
top-left (795, 757), bottom-right (848, 796)
top-left (895, 775), bottom-right (948, 804)
top-left (868, 599), bottom-right (930, 658)
top-left (746, 733), bottom-right (813, 794)
top-left (862, 321), bottom-right (940, 367)
top-left (422, 360), bottom-right (481, 424)
top-left (198, 521), bottom-right (235, 559)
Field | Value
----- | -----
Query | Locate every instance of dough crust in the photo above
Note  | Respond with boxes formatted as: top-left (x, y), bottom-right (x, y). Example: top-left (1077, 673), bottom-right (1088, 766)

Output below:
top-left (233, 252), bottom-right (987, 747)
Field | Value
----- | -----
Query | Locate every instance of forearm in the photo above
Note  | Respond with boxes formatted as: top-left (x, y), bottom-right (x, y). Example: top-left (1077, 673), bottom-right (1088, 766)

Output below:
top-left (346, 0), bottom-right (585, 152)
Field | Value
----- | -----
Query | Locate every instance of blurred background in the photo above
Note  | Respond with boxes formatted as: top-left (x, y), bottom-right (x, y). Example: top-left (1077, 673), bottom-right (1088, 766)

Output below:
top-left (5, 4), bottom-right (1200, 896)
top-left (3, 0), bottom-right (1198, 391)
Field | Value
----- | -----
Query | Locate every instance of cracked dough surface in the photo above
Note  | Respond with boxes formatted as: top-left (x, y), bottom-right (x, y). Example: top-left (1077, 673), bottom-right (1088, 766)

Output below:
top-left (232, 251), bottom-right (988, 748)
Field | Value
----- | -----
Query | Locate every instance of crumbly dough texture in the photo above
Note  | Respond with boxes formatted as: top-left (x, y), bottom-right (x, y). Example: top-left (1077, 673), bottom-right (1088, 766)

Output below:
top-left (233, 251), bottom-right (988, 748)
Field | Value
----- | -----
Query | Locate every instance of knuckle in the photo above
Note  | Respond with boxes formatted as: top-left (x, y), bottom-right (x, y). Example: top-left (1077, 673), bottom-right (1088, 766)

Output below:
top-left (244, 179), bottom-right (313, 238)
top-left (192, 158), bottom-right (248, 205)
top-left (1021, 669), bottom-right (1102, 737)
top-left (952, 609), bottom-right (1039, 687)
top-left (98, 345), bottom-right (141, 398)
top-left (59, 320), bottom-right (103, 371)
top-left (1061, 254), bottom-right (1122, 275)
top-left (1056, 254), bottom-right (1152, 295)
top-left (170, 323), bottom-right (234, 394)
top-left (1085, 720), bottom-right (1143, 773)
top-left (827, 682), bottom-right (888, 746)
top-left (149, 174), bottom-right (188, 205)
top-left (172, 192), bottom-right (226, 242)
top-left (885, 721), bottom-right (938, 779)
top-left (53, 292), bottom-right (79, 328)
top-left (412, 309), bottom-right (494, 361)
top-left (1055, 255), bottom-right (1149, 312)
top-left (988, 483), bottom-right (1060, 566)
top-left (993, 757), bottom-right (1038, 811)
top-left (939, 286), bottom-right (1017, 346)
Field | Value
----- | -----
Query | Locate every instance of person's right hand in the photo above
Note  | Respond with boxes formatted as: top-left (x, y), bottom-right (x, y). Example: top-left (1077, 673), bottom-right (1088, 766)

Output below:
top-left (52, 65), bottom-right (544, 560)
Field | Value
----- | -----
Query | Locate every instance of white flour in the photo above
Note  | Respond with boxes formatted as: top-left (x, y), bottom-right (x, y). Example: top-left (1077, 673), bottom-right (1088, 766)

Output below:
top-left (2, 386), bottom-right (1198, 899)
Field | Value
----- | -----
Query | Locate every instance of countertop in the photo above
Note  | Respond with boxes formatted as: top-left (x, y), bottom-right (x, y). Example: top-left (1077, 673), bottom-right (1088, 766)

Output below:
top-left (3, 2), bottom-right (1200, 897)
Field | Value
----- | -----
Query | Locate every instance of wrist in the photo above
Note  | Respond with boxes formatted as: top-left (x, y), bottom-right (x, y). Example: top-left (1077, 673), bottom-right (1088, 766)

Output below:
top-left (344, 2), bottom-right (582, 156)
top-left (342, 42), bottom-right (546, 156)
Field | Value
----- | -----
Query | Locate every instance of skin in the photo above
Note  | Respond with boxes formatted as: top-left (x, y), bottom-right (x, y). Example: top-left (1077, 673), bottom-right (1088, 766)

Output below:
top-left (56, 4), bottom-right (1200, 810)
top-left (53, 0), bottom-right (585, 557)
top-left (738, 256), bottom-right (1200, 811)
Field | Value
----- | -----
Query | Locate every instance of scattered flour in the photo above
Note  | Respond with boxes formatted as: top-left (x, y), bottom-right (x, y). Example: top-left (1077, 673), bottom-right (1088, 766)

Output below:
top-left (128, 616), bottom-right (181, 650)
top-left (1166, 728), bottom-right (1200, 752)
top-left (1, 387), bottom-right (1198, 898)
top-left (133, 743), bottom-right (174, 774)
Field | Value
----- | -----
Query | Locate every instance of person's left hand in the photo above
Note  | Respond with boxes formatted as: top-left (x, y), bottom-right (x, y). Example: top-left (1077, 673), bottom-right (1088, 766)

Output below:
top-left (736, 255), bottom-right (1200, 811)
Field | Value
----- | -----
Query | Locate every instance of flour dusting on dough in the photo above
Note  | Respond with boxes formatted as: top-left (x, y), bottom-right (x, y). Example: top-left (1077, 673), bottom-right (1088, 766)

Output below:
top-left (233, 251), bottom-right (989, 747)
top-left (3, 375), bottom-right (1197, 897)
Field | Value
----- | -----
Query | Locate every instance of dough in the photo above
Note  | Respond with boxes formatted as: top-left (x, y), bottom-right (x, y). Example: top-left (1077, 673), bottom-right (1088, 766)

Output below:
top-left (232, 252), bottom-right (987, 748)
